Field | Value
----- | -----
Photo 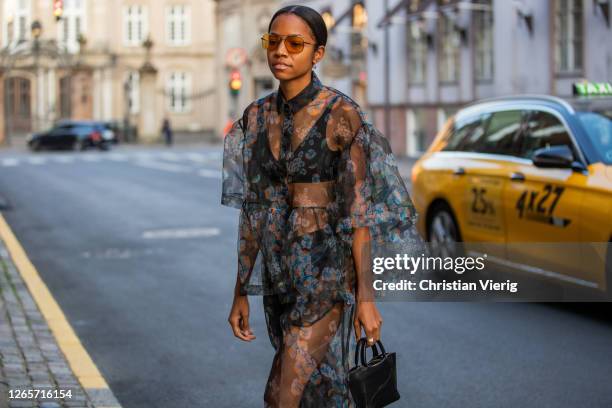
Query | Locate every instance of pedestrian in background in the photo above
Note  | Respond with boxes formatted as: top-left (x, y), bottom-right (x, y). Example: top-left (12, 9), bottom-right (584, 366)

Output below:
top-left (162, 117), bottom-right (173, 146)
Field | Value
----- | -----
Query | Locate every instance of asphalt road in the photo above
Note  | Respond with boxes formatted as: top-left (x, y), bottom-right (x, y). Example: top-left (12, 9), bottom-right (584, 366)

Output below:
top-left (0, 145), bottom-right (611, 408)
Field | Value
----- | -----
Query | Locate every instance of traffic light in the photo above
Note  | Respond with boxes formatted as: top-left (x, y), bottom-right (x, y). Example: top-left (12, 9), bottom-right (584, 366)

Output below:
top-left (229, 70), bottom-right (242, 96)
top-left (54, 0), bottom-right (63, 21)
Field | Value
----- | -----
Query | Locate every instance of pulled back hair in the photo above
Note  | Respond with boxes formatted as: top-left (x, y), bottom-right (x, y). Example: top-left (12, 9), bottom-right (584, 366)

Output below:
top-left (268, 5), bottom-right (328, 48)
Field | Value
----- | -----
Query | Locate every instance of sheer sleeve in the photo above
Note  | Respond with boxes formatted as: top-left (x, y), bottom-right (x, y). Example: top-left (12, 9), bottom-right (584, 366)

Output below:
top-left (221, 108), bottom-right (262, 295)
top-left (337, 120), bottom-right (418, 230)
top-left (334, 110), bottom-right (429, 298)
top-left (221, 115), bottom-right (246, 209)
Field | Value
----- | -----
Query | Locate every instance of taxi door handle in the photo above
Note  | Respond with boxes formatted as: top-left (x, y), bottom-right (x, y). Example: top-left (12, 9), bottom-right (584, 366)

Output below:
top-left (510, 172), bottom-right (525, 182)
top-left (453, 167), bottom-right (466, 176)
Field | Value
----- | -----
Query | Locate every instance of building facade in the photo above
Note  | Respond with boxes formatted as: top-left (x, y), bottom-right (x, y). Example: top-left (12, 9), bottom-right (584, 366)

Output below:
top-left (0, 0), bottom-right (216, 145)
top-left (213, 0), bottom-right (280, 137)
top-left (369, 0), bottom-right (612, 157)
top-left (214, 0), bottom-right (371, 136)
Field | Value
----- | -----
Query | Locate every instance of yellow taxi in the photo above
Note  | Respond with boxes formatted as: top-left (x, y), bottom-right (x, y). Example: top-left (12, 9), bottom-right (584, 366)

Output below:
top-left (411, 90), bottom-right (612, 297)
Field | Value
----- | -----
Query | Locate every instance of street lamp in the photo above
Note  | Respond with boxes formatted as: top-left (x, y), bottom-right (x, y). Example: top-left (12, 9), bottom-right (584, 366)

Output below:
top-left (31, 20), bottom-right (42, 58)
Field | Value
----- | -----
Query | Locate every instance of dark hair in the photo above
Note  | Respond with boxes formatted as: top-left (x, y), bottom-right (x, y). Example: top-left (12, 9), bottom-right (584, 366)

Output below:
top-left (268, 5), bottom-right (327, 48)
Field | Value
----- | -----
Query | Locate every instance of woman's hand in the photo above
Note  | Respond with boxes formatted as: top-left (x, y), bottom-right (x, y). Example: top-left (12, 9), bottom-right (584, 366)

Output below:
top-left (228, 294), bottom-right (256, 342)
top-left (353, 299), bottom-right (383, 346)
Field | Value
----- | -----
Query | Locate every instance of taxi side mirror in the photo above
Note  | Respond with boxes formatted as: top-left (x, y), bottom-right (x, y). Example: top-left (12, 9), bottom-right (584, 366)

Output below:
top-left (532, 145), bottom-right (574, 169)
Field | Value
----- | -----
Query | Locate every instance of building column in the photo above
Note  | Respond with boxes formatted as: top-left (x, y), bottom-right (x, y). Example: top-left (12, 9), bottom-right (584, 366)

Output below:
top-left (36, 67), bottom-right (45, 132)
top-left (102, 68), bottom-right (112, 120)
top-left (138, 63), bottom-right (159, 143)
top-left (93, 68), bottom-right (102, 119)
top-left (47, 68), bottom-right (56, 125)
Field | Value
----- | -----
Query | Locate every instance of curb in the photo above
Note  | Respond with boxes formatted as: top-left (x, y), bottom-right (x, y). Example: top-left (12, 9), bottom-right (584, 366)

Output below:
top-left (0, 214), bottom-right (122, 408)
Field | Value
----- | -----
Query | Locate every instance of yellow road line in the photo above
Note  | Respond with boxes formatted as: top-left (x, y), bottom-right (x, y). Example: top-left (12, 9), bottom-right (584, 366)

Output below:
top-left (0, 213), bottom-right (110, 390)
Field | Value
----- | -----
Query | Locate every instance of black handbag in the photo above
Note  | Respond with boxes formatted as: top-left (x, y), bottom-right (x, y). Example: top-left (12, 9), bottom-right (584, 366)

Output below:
top-left (348, 337), bottom-right (400, 407)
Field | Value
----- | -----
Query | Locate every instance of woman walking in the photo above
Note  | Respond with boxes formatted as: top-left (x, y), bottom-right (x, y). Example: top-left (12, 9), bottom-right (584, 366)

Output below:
top-left (221, 5), bottom-right (423, 407)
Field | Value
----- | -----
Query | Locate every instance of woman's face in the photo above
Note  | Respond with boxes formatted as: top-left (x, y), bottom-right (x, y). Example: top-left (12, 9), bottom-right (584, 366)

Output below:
top-left (267, 13), bottom-right (324, 81)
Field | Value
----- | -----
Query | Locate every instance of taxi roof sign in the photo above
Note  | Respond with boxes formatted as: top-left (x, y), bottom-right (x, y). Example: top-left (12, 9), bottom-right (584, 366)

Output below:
top-left (573, 81), bottom-right (612, 97)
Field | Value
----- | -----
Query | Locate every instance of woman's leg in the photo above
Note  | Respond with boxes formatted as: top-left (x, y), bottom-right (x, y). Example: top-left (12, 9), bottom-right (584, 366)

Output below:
top-left (272, 302), bottom-right (343, 408)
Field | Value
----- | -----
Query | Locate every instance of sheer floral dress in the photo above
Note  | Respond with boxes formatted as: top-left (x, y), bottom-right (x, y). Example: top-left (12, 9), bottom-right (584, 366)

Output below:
top-left (221, 71), bottom-right (424, 407)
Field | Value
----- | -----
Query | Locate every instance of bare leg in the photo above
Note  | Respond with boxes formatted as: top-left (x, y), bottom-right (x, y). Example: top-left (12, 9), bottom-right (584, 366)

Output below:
top-left (265, 303), bottom-right (343, 408)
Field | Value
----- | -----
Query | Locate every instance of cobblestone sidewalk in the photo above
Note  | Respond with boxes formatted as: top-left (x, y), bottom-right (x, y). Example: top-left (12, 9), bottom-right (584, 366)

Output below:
top-left (0, 239), bottom-right (121, 408)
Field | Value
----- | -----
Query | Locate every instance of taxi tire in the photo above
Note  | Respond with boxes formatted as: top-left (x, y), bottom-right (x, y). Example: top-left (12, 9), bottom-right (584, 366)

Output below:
top-left (427, 202), bottom-right (464, 278)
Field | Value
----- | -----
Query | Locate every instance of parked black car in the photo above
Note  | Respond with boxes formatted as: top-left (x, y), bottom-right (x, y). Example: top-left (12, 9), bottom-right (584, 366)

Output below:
top-left (27, 120), bottom-right (116, 151)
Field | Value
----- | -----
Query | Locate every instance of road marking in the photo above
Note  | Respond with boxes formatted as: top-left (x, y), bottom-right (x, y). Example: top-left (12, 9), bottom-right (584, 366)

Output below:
top-left (467, 250), bottom-right (600, 289)
top-left (27, 157), bottom-right (46, 165)
top-left (158, 152), bottom-right (181, 161)
top-left (134, 159), bottom-right (192, 173)
top-left (52, 155), bottom-right (76, 163)
top-left (184, 152), bottom-right (208, 163)
top-left (0, 214), bottom-right (119, 401)
top-left (80, 154), bottom-right (102, 162)
top-left (198, 169), bottom-right (220, 178)
top-left (1, 158), bottom-right (19, 166)
top-left (107, 153), bottom-right (128, 161)
top-left (0, 150), bottom-right (224, 168)
top-left (132, 152), bottom-right (153, 160)
top-left (142, 227), bottom-right (220, 239)
top-left (202, 152), bottom-right (221, 160)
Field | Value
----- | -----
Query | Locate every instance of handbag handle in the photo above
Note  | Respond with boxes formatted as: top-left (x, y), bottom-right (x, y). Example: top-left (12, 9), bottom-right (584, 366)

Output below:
top-left (355, 337), bottom-right (387, 367)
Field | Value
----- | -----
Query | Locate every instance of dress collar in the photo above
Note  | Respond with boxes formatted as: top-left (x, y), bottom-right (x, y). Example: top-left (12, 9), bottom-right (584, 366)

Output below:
top-left (276, 70), bottom-right (323, 115)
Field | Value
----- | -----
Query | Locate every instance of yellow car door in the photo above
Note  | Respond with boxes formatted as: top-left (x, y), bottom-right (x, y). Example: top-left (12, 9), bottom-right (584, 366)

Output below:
top-left (502, 109), bottom-right (592, 286)
top-left (459, 110), bottom-right (525, 260)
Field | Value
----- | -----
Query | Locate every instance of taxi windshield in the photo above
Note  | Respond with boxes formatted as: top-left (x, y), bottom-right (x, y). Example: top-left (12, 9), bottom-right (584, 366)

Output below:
top-left (577, 110), bottom-right (612, 165)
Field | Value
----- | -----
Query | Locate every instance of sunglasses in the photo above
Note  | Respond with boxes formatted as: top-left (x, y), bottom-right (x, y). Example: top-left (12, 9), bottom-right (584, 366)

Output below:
top-left (261, 33), bottom-right (317, 54)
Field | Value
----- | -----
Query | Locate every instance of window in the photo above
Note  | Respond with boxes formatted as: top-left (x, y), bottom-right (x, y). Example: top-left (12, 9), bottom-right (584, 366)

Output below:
top-left (124, 5), bottom-right (148, 46)
top-left (438, 9), bottom-right (460, 83)
top-left (350, 3), bottom-right (367, 60)
top-left (577, 111), bottom-right (612, 165)
top-left (321, 10), bottom-right (335, 30)
top-left (477, 110), bottom-right (522, 155)
top-left (16, 0), bottom-right (30, 41)
top-left (60, 0), bottom-right (86, 53)
top-left (126, 71), bottom-right (140, 114)
top-left (166, 5), bottom-right (191, 46)
top-left (407, 108), bottom-right (430, 154)
top-left (3, 0), bottom-right (31, 45)
top-left (442, 114), bottom-right (487, 152)
top-left (519, 110), bottom-right (576, 160)
top-left (554, 0), bottom-right (583, 74)
top-left (407, 21), bottom-right (427, 84)
top-left (167, 72), bottom-right (191, 113)
top-left (473, 0), bottom-right (494, 82)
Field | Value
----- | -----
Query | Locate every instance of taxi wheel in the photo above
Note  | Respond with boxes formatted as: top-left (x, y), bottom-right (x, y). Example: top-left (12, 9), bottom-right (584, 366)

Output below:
top-left (428, 202), bottom-right (464, 262)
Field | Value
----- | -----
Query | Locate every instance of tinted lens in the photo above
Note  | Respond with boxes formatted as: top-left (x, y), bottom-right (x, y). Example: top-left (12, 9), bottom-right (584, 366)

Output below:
top-left (266, 34), bottom-right (281, 49)
top-left (285, 36), bottom-right (304, 53)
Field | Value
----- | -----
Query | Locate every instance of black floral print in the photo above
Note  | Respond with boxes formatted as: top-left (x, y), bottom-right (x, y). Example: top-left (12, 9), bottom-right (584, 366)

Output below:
top-left (221, 70), bottom-right (425, 407)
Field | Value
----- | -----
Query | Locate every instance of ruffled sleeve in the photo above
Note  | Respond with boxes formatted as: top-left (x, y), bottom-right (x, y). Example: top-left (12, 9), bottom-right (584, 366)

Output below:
top-left (334, 110), bottom-right (429, 297)
top-left (221, 114), bottom-right (247, 209)
top-left (221, 108), bottom-right (263, 296)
